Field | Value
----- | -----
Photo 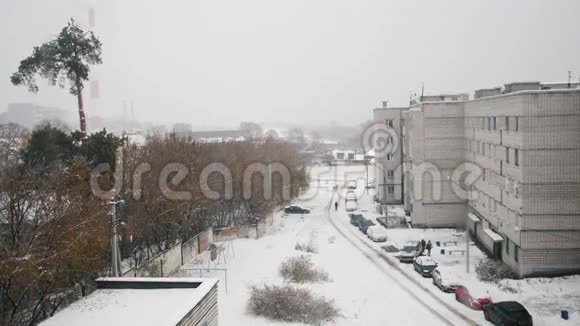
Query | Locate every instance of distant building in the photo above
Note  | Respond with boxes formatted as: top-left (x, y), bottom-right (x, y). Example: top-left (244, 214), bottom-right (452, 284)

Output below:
top-left (373, 106), bottom-right (405, 204)
top-left (173, 123), bottom-right (193, 135)
top-left (3, 103), bottom-right (71, 129)
top-left (177, 129), bottom-right (251, 143)
top-left (40, 278), bottom-right (219, 326)
top-left (331, 149), bottom-right (355, 161)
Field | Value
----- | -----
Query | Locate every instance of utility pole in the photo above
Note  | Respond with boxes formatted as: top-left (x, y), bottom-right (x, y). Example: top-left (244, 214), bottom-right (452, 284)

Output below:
top-left (466, 229), bottom-right (470, 273)
top-left (109, 199), bottom-right (124, 277)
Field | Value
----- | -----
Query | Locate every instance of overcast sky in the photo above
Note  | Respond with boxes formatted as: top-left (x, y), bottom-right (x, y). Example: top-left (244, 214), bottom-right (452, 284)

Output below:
top-left (1, 0), bottom-right (579, 129)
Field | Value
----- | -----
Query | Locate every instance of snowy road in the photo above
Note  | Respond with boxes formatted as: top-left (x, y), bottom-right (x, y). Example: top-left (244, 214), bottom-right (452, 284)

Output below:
top-left (182, 165), bottom-right (478, 325)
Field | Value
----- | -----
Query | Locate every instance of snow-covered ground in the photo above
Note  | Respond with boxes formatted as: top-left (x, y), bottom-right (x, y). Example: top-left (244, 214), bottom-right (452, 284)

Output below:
top-left (179, 164), bottom-right (580, 325)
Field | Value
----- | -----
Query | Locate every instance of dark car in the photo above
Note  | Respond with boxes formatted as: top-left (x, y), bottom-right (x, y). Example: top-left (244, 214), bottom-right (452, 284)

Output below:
top-left (284, 205), bottom-right (310, 214)
top-left (413, 256), bottom-right (438, 277)
top-left (357, 219), bottom-right (375, 234)
top-left (349, 213), bottom-right (365, 226)
top-left (484, 301), bottom-right (533, 326)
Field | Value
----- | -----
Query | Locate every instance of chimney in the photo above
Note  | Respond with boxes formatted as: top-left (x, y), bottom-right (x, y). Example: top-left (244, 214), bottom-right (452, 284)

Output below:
top-left (382, 101), bottom-right (388, 108)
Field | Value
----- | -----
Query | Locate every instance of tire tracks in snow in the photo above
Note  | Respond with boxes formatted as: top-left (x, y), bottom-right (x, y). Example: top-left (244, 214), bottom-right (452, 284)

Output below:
top-left (325, 191), bottom-right (481, 326)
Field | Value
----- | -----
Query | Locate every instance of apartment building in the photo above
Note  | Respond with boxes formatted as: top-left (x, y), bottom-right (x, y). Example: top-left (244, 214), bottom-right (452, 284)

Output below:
top-left (402, 96), bottom-right (468, 227)
top-left (373, 106), bottom-right (404, 204)
top-left (465, 82), bottom-right (580, 277)
top-left (375, 81), bottom-right (580, 277)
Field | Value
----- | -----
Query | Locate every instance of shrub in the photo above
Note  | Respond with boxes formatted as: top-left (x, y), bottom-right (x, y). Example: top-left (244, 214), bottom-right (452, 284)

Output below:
top-left (248, 285), bottom-right (340, 325)
top-left (295, 231), bottom-right (318, 253)
top-left (280, 255), bottom-right (329, 283)
top-left (475, 259), bottom-right (517, 282)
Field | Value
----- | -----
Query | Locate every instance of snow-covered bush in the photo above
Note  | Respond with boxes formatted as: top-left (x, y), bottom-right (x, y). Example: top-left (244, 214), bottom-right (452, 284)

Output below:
top-left (295, 231), bottom-right (319, 253)
top-left (475, 259), bottom-right (516, 282)
top-left (280, 255), bottom-right (329, 283)
top-left (248, 285), bottom-right (340, 325)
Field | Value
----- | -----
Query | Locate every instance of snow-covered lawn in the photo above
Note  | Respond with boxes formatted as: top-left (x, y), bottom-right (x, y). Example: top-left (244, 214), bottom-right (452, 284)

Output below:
top-left (179, 164), bottom-right (579, 325)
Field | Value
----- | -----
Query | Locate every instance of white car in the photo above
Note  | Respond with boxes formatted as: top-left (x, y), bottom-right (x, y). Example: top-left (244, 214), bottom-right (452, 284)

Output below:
top-left (345, 191), bottom-right (357, 202)
top-left (431, 268), bottom-right (461, 293)
top-left (345, 200), bottom-right (358, 212)
top-left (347, 180), bottom-right (357, 189)
top-left (366, 225), bottom-right (388, 242)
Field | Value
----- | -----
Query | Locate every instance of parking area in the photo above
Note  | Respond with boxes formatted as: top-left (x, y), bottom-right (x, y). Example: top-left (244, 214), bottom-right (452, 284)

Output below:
top-left (335, 179), bottom-right (580, 326)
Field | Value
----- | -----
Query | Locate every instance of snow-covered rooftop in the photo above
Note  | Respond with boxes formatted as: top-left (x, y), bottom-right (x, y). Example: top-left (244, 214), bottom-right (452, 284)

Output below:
top-left (40, 278), bottom-right (218, 326)
top-left (483, 229), bottom-right (504, 242)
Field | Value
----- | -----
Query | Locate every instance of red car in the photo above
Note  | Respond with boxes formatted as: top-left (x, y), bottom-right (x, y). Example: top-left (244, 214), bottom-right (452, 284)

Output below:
top-left (455, 286), bottom-right (492, 310)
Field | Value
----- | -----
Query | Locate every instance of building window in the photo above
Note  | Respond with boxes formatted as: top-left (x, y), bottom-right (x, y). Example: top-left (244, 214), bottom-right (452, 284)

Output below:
top-left (506, 238), bottom-right (510, 255)
top-left (482, 143), bottom-right (486, 155)
top-left (386, 119), bottom-right (393, 128)
top-left (492, 117), bottom-right (496, 130)
top-left (514, 245), bottom-right (519, 262)
top-left (515, 117), bottom-right (519, 131)
top-left (515, 149), bottom-right (519, 166)
top-left (387, 185), bottom-right (394, 195)
top-left (387, 170), bottom-right (394, 178)
top-left (487, 117), bottom-right (491, 131)
top-left (505, 117), bottom-right (510, 131)
top-left (505, 147), bottom-right (510, 163)
top-left (387, 153), bottom-right (392, 160)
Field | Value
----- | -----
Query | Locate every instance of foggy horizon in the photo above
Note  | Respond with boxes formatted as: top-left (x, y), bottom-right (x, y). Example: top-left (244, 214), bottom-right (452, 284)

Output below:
top-left (1, 0), bottom-right (579, 130)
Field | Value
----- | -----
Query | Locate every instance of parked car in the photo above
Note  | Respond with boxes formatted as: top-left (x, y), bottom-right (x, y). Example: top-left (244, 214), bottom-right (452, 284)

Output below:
top-left (357, 219), bottom-right (376, 234)
top-left (366, 225), bottom-right (388, 242)
top-left (349, 213), bottom-right (365, 226)
top-left (431, 268), bottom-right (461, 293)
top-left (398, 240), bottom-right (421, 263)
top-left (347, 180), bottom-right (357, 189)
top-left (284, 205), bottom-right (310, 214)
top-left (483, 301), bottom-right (533, 326)
top-left (413, 256), bottom-right (438, 277)
top-left (455, 286), bottom-right (492, 310)
top-left (345, 200), bottom-right (358, 212)
top-left (345, 190), bottom-right (357, 203)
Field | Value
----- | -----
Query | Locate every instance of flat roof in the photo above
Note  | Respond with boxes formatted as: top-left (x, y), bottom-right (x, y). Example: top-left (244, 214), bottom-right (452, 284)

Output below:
top-left (40, 278), bottom-right (218, 326)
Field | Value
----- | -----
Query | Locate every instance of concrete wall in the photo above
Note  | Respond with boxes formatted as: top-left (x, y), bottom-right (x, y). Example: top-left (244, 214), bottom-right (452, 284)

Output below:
top-left (403, 102), bottom-right (467, 227)
top-left (373, 107), bottom-right (404, 204)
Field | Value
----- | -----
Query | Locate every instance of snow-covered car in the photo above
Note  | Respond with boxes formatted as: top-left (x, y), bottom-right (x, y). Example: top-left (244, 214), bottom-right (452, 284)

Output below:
top-left (398, 240), bottom-right (421, 263)
top-left (483, 301), bottom-right (533, 326)
top-left (357, 219), bottom-right (375, 234)
top-left (345, 190), bottom-right (357, 203)
top-left (284, 205), bottom-right (310, 214)
top-left (347, 180), bottom-right (357, 189)
top-left (455, 286), bottom-right (492, 310)
top-left (413, 256), bottom-right (438, 277)
top-left (345, 200), bottom-right (358, 212)
top-left (349, 213), bottom-right (365, 226)
top-left (366, 225), bottom-right (388, 242)
top-left (431, 268), bottom-right (461, 293)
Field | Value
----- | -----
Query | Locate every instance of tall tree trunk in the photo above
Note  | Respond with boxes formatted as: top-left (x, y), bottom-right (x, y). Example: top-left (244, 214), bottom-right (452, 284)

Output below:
top-left (75, 77), bottom-right (87, 143)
